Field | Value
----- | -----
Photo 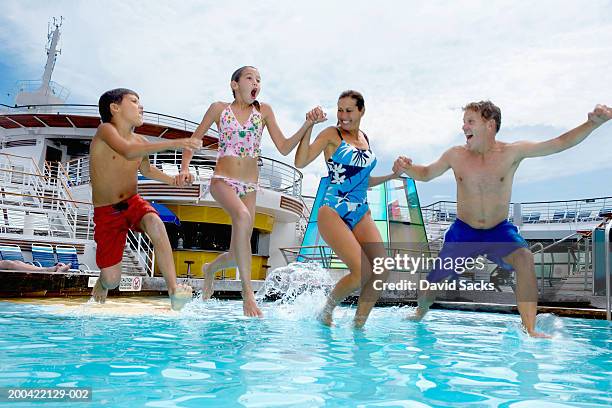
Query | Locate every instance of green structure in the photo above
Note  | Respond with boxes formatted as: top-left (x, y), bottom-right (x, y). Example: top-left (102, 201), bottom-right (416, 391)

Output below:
top-left (299, 176), bottom-right (428, 268)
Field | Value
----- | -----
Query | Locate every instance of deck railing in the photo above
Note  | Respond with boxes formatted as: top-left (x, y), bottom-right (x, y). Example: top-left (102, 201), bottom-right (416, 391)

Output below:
top-left (422, 197), bottom-right (612, 225)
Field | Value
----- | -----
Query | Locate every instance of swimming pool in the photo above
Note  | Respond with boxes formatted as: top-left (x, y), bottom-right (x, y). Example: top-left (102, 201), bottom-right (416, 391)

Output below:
top-left (0, 296), bottom-right (610, 407)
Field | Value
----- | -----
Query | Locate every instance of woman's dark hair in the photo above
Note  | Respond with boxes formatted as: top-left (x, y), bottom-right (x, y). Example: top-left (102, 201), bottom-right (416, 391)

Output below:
top-left (98, 88), bottom-right (139, 123)
top-left (337, 90), bottom-right (365, 127)
top-left (338, 90), bottom-right (365, 111)
top-left (231, 66), bottom-right (260, 112)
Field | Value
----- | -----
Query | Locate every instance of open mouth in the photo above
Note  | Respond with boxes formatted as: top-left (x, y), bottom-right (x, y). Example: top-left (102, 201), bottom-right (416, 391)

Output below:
top-left (466, 135), bottom-right (473, 141)
top-left (251, 89), bottom-right (257, 98)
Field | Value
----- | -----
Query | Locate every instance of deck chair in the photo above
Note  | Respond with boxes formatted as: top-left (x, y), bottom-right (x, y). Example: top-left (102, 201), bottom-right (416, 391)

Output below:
top-left (31, 243), bottom-right (57, 267)
top-left (55, 245), bottom-right (91, 272)
top-left (552, 211), bottom-right (566, 222)
top-left (0, 244), bottom-right (28, 262)
top-left (599, 208), bottom-right (612, 219)
top-left (564, 210), bottom-right (577, 222)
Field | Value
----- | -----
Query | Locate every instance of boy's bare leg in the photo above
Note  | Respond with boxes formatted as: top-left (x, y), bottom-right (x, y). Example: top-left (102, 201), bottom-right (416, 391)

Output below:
top-left (140, 213), bottom-right (192, 311)
top-left (92, 263), bottom-right (122, 303)
top-left (504, 248), bottom-right (550, 338)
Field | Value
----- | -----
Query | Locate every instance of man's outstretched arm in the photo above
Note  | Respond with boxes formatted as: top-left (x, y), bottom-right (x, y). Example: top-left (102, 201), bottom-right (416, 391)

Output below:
top-left (394, 148), bottom-right (453, 182)
top-left (516, 104), bottom-right (611, 159)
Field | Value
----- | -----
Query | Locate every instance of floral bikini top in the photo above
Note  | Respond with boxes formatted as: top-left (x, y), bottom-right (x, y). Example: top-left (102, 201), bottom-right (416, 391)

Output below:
top-left (217, 104), bottom-right (264, 159)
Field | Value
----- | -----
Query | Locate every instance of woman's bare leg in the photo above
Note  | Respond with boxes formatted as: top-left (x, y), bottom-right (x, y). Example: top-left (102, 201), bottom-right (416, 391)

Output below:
top-left (317, 206), bottom-right (370, 326)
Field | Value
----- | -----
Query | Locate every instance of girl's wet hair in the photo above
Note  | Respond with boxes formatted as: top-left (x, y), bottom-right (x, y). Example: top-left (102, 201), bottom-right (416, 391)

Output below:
top-left (231, 66), bottom-right (260, 112)
top-left (338, 90), bottom-right (365, 111)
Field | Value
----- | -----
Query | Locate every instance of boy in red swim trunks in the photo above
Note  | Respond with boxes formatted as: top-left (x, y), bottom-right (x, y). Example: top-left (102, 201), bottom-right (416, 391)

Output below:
top-left (90, 88), bottom-right (202, 310)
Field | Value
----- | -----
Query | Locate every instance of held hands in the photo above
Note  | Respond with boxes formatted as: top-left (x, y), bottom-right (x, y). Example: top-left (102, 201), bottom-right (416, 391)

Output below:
top-left (587, 104), bottom-right (612, 126)
top-left (393, 156), bottom-right (413, 176)
top-left (174, 171), bottom-right (195, 187)
top-left (177, 137), bottom-right (203, 151)
top-left (305, 106), bottom-right (327, 126)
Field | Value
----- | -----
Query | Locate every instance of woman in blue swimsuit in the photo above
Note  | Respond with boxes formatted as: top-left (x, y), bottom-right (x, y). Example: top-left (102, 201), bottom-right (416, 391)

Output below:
top-left (295, 90), bottom-right (402, 327)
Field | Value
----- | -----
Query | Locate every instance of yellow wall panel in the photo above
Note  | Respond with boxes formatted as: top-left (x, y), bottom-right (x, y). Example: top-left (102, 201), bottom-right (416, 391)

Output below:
top-left (164, 204), bottom-right (274, 232)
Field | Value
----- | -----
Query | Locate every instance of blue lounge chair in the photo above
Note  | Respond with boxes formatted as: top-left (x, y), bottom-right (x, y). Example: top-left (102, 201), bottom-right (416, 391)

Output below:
top-left (55, 245), bottom-right (91, 272)
top-left (0, 244), bottom-right (28, 262)
top-left (31, 243), bottom-right (57, 267)
top-left (552, 211), bottom-right (565, 222)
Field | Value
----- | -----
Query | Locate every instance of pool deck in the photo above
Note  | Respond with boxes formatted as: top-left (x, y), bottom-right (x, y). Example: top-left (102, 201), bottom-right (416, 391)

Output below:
top-left (0, 271), bottom-right (608, 319)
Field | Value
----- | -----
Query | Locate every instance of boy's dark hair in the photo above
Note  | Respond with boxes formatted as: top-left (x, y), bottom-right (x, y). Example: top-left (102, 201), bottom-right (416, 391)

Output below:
top-left (463, 100), bottom-right (501, 132)
top-left (230, 66), bottom-right (260, 111)
top-left (98, 88), bottom-right (139, 123)
top-left (338, 90), bottom-right (365, 111)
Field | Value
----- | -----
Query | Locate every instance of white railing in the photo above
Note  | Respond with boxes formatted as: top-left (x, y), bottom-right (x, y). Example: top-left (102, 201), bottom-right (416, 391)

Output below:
top-left (0, 103), bottom-right (210, 135)
top-left (57, 150), bottom-right (305, 198)
top-left (127, 231), bottom-right (155, 277)
top-left (150, 151), bottom-right (303, 197)
top-left (13, 80), bottom-right (71, 101)
top-left (422, 197), bottom-right (612, 225)
top-left (59, 156), bottom-right (90, 187)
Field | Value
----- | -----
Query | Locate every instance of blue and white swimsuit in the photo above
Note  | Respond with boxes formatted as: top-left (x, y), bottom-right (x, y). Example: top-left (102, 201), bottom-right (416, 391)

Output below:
top-left (321, 128), bottom-right (377, 230)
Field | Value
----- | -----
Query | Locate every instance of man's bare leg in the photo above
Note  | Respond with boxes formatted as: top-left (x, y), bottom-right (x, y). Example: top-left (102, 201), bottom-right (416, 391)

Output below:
top-left (504, 248), bottom-right (550, 338)
top-left (405, 289), bottom-right (436, 321)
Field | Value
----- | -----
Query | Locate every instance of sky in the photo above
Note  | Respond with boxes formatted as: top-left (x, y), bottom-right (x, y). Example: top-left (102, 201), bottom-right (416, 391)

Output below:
top-left (1, 0), bottom-right (610, 205)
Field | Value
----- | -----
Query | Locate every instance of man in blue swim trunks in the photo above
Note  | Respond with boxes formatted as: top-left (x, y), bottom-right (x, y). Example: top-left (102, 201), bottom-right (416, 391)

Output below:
top-left (395, 101), bottom-right (611, 337)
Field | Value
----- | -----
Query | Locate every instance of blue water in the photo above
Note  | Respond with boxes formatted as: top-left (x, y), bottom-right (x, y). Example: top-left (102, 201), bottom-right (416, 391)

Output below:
top-left (0, 296), bottom-right (610, 407)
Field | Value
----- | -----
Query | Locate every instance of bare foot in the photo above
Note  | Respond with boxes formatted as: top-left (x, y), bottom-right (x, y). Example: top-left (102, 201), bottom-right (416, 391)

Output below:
top-left (54, 263), bottom-right (71, 272)
top-left (169, 283), bottom-right (193, 311)
top-left (317, 306), bottom-right (335, 327)
top-left (91, 278), bottom-right (108, 303)
top-left (243, 296), bottom-right (263, 318)
top-left (201, 263), bottom-right (214, 300)
top-left (527, 330), bottom-right (552, 339)
top-left (353, 315), bottom-right (367, 329)
top-left (405, 306), bottom-right (428, 322)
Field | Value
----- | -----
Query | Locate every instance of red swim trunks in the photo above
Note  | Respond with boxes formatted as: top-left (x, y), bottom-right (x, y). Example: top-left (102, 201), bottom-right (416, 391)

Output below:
top-left (93, 194), bottom-right (158, 269)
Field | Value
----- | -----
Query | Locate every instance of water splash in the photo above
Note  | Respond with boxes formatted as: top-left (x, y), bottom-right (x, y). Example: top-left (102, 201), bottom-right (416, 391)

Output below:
top-left (255, 262), bottom-right (336, 320)
top-left (256, 262), bottom-right (335, 303)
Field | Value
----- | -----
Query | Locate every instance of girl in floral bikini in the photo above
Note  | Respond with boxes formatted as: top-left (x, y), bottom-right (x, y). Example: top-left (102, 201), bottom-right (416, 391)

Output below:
top-left (180, 66), bottom-right (325, 317)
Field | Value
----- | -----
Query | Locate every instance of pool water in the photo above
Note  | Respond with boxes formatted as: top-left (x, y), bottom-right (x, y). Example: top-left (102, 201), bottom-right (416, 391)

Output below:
top-left (0, 294), bottom-right (610, 407)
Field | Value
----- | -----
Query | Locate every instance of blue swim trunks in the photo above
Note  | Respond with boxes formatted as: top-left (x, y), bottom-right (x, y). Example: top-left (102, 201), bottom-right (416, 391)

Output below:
top-left (426, 218), bottom-right (528, 283)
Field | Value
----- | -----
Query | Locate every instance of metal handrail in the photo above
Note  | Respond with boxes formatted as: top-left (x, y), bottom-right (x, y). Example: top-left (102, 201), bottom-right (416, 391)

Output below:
top-left (0, 103), bottom-right (216, 136)
top-left (421, 197), bottom-right (612, 225)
